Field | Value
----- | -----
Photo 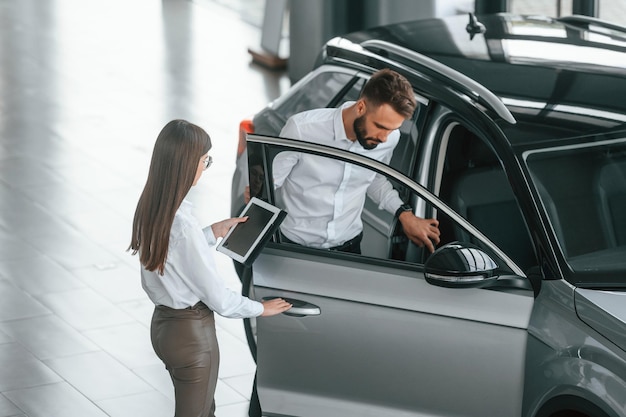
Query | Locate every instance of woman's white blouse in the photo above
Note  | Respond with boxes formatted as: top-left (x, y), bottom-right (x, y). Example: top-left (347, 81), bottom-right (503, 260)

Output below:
top-left (140, 199), bottom-right (263, 318)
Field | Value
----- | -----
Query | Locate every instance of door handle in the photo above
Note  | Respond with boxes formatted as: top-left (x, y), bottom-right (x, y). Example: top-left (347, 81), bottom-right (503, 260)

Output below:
top-left (263, 297), bottom-right (321, 317)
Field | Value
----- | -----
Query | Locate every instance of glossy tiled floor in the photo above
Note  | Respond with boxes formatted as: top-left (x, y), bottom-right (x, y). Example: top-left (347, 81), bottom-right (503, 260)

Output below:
top-left (0, 1), bottom-right (289, 416)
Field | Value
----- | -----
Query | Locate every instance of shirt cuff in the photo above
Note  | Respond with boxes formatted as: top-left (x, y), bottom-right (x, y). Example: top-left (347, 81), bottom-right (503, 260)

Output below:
top-left (253, 301), bottom-right (264, 317)
top-left (202, 226), bottom-right (217, 246)
top-left (385, 194), bottom-right (405, 214)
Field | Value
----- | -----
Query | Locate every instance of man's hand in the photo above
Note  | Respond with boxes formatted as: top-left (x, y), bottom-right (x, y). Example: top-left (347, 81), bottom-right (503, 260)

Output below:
top-left (261, 298), bottom-right (293, 316)
top-left (398, 211), bottom-right (440, 253)
top-left (244, 185), bottom-right (251, 204)
top-left (211, 216), bottom-right (248, 239)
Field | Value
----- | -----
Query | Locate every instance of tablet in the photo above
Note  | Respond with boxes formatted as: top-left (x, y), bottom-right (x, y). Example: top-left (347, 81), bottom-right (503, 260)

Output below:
top-left (216, 197), bottom-right (286, 265)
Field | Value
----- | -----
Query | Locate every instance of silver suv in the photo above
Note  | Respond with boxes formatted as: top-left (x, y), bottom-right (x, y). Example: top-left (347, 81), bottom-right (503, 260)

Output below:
top-left (232, 13), bottom-right (626, 417)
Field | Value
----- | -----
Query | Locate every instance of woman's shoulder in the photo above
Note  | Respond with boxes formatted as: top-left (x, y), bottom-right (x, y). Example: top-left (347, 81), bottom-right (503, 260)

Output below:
top-left (170, 208), bottom-right (196, 242)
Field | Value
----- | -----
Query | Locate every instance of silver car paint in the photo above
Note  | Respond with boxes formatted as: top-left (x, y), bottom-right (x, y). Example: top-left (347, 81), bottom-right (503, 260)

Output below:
top-left (523, 280), bottom-right (626, 417)
top-left (254, 248), bottom-right (533, 417)
top-left (576, 289), bottom-right (626, 351)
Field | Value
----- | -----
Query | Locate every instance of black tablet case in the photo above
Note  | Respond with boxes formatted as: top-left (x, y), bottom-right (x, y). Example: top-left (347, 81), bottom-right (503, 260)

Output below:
top-left (220, 204), bottom-right (287, 266)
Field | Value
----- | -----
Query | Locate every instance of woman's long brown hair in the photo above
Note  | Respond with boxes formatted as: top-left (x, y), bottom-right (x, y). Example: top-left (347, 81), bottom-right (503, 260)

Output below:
top-left (128, 119), bottom-right (211, 274)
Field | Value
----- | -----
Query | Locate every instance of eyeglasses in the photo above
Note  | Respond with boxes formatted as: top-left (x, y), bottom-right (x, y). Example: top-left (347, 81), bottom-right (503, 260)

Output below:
top-left (203, 155), bottom-right (213, 170)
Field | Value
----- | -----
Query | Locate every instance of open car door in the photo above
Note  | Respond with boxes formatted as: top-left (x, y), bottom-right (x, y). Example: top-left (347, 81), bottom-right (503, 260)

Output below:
top-left (246, 133), bottom-right (534, 417)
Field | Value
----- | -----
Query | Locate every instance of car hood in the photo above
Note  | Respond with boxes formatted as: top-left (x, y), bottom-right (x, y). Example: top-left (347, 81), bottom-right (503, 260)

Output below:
top-left (576, 289), bottom-right (626, 351)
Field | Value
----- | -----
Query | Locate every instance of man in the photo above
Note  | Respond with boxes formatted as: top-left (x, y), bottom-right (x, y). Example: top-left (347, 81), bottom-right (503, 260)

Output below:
top-left (273, 68), bottom-right (440, 253)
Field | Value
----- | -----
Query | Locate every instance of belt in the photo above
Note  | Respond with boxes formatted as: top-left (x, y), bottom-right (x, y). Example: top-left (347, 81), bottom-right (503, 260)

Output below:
top-left (328, 232), bottom-right (363, 252)
top-left (185, 301), bottom-right (208, 310)
top-left (280, 231), bottom-right (362, 252)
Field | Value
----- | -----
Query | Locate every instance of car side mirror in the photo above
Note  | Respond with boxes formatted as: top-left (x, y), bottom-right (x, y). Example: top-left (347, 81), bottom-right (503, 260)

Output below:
top-left (424, 242), bottom-right (499, 288)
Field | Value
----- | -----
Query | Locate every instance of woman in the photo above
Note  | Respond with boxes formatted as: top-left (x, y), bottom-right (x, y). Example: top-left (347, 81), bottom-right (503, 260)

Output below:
top-left (129, 119), bottom-right (291, 417)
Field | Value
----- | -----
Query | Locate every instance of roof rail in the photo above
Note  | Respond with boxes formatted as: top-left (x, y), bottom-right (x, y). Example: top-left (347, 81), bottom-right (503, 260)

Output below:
top-left (359, 39), bottom-right (516, 124)
top-left (557, 15), bottom-right (626, 35)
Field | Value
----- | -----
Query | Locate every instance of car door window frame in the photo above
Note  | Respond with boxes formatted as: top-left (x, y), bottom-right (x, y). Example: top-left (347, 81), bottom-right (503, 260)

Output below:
top-left (247, 132), bottom-right (525, 276)
top-left (410, 103), bottom-right (538, 273)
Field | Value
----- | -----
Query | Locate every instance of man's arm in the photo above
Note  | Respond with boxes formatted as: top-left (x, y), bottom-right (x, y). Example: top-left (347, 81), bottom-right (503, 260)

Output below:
top-left (366, 173), bottom-right (404, 213)
top-left (273, 117), bottom-right (301, 188)
top-left (397, 210), bottom-right (440, 253)
top-left (367, 175), bottom-right (440, 253)
top-left (245, 118), bottom-right (300, 203)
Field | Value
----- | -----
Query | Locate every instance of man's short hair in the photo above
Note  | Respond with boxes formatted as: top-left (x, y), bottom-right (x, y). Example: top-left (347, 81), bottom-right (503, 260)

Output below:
top-left (361, 68), bottom-right (417, 119)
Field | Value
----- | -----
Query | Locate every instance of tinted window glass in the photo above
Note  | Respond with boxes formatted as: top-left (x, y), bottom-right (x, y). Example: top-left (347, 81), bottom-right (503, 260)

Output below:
top-left (278, 71), bottom-right (424, 177)
top-left (270, 151), bottom-right (403, 261)
top-left (339, 77), bottom-right (365, 104)
top-left (526, 139), bottom-right (626, 277)
top-left (248, 137), bottom-right (525, 274)
top-left (436, 124), bottom-right (537, 272)
top-left (277, 71), bottom-right (354, 119)
top-left (247, 139), bottom-right (416, 263)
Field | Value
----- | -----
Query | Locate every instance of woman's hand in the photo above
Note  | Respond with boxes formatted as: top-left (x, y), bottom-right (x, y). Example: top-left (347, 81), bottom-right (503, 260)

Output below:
top-left (211, 216), bottom-right (248, 239)
top-left (261, 298), bottom-right (293, 317)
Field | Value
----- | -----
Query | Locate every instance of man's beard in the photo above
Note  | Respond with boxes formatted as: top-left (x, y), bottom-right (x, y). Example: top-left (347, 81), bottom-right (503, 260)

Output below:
top-left (354, 116), bottom-right (381, 150)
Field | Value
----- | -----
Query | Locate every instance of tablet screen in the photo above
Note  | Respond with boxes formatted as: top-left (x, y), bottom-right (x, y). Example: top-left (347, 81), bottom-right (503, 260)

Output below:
top-left (216, 197), bottom-right (285, 264)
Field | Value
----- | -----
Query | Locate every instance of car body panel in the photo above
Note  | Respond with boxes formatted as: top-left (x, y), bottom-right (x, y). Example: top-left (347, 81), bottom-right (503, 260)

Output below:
top-left (576, 289), bottom-right (626, 352)
top-left (254, 247), bottom-right (533, 328)
top-left (524, 280), bottom-right (626, 417)
top-left (254, 249), bottom-right (530, 417)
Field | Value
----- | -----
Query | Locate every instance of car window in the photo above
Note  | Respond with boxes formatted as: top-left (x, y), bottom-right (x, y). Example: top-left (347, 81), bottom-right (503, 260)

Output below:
top-left (269, 150), bottom-right (406, 262)
top-left (360, 90), bottom-right (428, 240)
top-left (277, 70), bottom-right (425, 178)
top-left (252, 69), bottom-right (360, 137)
top-left (386, 90), bottom-right (428, 178)
top-left (246, 138), bottom-right (422, 263)
top-left (247, 137), bottom-right (524, 275)
top-left (435, 124), bottom-right (538, 273)
top-left (334, 76), bottom-right (364, 105)
top-left (526, 138), bottom-right (626, 277)
top-left (276, 70), bottom-right (355, 120)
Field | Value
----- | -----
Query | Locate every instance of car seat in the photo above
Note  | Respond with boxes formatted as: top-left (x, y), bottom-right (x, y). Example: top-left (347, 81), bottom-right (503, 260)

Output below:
top-left (595, 159), bottom-right (626, 247)
top-left (449, 166), bottom-right (537, 272)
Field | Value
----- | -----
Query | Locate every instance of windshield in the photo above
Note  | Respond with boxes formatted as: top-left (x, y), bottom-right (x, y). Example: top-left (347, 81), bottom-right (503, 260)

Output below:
top-left (525, 138), bottom-right (626, 279)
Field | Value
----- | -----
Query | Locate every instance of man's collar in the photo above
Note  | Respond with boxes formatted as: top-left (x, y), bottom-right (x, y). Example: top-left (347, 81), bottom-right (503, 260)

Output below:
top-left (335, 101), bottom-right (355, 143)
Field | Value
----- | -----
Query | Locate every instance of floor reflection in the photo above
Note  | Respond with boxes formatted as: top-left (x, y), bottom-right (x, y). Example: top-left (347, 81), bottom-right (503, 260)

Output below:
top-left (0, 1), bottom-right (288, 416)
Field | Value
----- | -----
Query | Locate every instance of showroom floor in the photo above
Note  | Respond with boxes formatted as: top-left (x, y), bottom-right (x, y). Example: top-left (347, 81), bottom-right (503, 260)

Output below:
top-left (0, 1), bottom-right (289, 416)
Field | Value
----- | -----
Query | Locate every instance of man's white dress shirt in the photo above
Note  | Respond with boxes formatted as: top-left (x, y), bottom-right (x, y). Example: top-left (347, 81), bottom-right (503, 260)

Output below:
top-left (273, 102), bottom-right (404, 249)
top-left (141, 199), bottom-right (263, 318)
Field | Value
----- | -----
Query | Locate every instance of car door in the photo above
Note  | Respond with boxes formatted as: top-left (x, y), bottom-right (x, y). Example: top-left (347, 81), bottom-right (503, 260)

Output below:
top-left (247, 133), bottom-right (535, 417)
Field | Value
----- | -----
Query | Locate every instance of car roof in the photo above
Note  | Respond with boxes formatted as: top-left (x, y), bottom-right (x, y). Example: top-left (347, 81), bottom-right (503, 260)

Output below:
top-left (323, 13), bottom-right (626, 146)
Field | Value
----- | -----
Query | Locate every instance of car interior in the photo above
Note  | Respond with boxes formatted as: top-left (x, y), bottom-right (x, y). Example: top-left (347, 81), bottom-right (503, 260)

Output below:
top-left (595, 159), bottom-right (626, 248)
top-left (528, 146), bottom-right (626, 263)
top-left (436, 125), bottom-right (538, 273)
